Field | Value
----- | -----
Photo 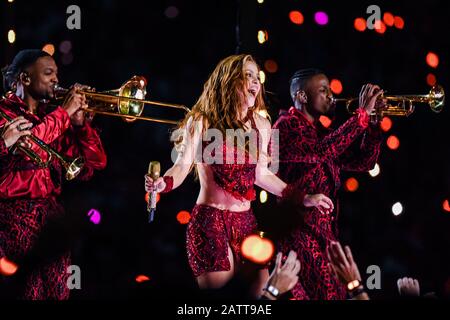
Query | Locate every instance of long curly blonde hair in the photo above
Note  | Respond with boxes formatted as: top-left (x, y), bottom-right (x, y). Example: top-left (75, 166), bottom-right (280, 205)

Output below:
top-left (178, 54), bottom-right (267, 136)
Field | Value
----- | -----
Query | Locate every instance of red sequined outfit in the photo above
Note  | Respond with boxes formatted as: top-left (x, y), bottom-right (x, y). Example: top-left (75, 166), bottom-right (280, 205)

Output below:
top-left (186, 205), bottom-right (257, 277)
top-left (272, 107), bottom-right (382, 300)
top-left (0, 93), bottom-right (107, 299)
top-left (186, 110), bottom-right (260, 277)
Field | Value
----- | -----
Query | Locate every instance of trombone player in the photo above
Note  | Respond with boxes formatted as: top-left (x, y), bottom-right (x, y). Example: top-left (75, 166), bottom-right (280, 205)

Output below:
top-left (271, 69), bottom-right (385, 300)
top-left (0, 49), bottom-right (107, 300)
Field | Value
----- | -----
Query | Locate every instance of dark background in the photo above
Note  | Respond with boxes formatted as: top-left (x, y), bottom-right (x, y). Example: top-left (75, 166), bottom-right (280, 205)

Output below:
top-left (1, 0), bottom-right (449, 299)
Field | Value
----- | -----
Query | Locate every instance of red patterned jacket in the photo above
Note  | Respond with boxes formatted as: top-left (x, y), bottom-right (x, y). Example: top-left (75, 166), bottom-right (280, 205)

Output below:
top-left (0, 93), bottom-right (107, 199)
top-left (270, 106), bottom-right (382, 299)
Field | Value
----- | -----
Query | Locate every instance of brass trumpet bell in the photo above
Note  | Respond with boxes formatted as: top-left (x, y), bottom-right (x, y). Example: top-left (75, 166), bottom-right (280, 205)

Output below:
top-left (333, 85), bottom-right (445, 117)
top-left (54, 76), bottom-right (189, 124)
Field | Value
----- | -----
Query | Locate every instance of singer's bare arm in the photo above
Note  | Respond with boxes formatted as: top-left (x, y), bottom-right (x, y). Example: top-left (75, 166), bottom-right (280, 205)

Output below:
top-left (145, 117), bottom-right (204, 193)
top-left (163, 116), bottom-right (203, 189)
top-left (254, 113), bottom-right (287, 196)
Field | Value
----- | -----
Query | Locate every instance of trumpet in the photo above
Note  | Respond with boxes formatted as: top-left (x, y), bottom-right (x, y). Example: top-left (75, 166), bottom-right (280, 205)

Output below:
top-left (53, 76), bottom-right (190, 125)
top-left (0, 109), bottom-right (84, 181)
top-left (333, 85), bottom-right (445, 117)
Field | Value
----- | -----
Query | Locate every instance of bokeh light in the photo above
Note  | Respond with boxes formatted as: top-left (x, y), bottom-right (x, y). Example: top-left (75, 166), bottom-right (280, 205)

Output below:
top-left (319, 115), bottom-right (332, 128)
top-left (354, 18), bottom-right (366, 32)
top-left (8, 29), bottom-right (16, 44)
top-left (426, 73), bottom-right (437, 86)
top-left (260, 190), bottom-right (268, 204)
top-left (392, 202), bottom-right (403, 216)
top-left (380, 117), bottom-right (392, 132)
top-left (394, 16), bottom-right (405, 29)
top-left (165, 6), bottom-right (179, 19)
top-left (0, 257), bottom-right (18, 276)
top-left (259, 70), bottom-right (266, 84)
top-left (426, 52), bottom-right (439, 68)
top-left (87, 208), bottom-right (101, 225)
top-left (257, 30), bottom-right (268, 44)
top-left (135, 275), bottom-right (150, 283)
top-left (61, 53), bottom-right (74, 65)
top-left (264, 59), bottom-right (278, 73)
top-left (387, 135), bottom-right (400, 150)
top-left (59, 40), bottom-right (72, 54)
top-left (375, 20), bottom-right (387, 34)
top-left (443, 200), bottom-right (450, 212)
top-left (42, 43), bottom-right (55, 56)
top-left (241, 234), bottom-right (274, 264)
top-left (289, 11), bottom-right (304, 25)
top-left (330, 79), bottom-right (343, 95)
top-left (314, 12), bottom-right (329, 25)
top-left (383, 12), bottom-right (395, 27)
top-left (177, 210), bottom-right (191, 224)
top-left (345, 177), bottom-right (359, 192)
top-left (369, 163), bottom-right (380, 177)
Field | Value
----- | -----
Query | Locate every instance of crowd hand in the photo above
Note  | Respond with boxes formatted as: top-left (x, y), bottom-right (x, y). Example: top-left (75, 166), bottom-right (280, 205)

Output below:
top-left (359, 84), bottom-right (384, 116)
top-left (303, 193), bottom-right (334, 215)
top-left (326, 241), bottom-right (362, 285)
top-left (397, 277), bottom-right (420, 297)
top-left (1, 116), bottom-right (33, 148)
top-left (144, 175), bottom-right (166, 193)
top-left (264, 251), bottom-right (301, 299)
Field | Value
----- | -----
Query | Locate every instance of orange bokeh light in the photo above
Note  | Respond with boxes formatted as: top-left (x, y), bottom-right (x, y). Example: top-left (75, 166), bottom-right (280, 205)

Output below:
top-left (354, 18), bottom-right (366, 32)
top-left (387, 135), bottom-right (400, 150)
top-left (42, 44), bottom-right (55, 56)
top-left (264, 60), bottom-right (278, 73)
top-left (426, 52), bottom-right (439, 69)
top-left (375, 20), bottom-right (386, 34)
top-left (176, 211), bottom-right (191, 224)
top-left (443, 200), bottom-right (450, 212)
top-left (394, 16), bottom-right (404, 29)
top-left (345, 177), bottom-right (359, 192)
top-left (241, 234), bottom-right (274, 264)
top-left (0, 257), bottom-right (18, 276)
top-left (426, 73), bottom-right (437, 86)
top-left (380, 117), bottom-right (392, 132)
top-left (289, 11), bottom-right (304, 25)
top-left (319, 115), bottom-right (332, 128)
top-left (135, 275), bottom-right (150, 283)
top-left (383, 12), bottom-right (395, 27)
top-left (330, 79), bottom-right (343, 95)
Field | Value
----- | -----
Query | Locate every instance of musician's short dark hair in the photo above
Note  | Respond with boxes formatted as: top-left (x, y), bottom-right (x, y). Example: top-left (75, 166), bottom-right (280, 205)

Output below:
top-left (289, 68), bottom-right (323, 102)
top-left (2, 49), bottom-right (51, 92)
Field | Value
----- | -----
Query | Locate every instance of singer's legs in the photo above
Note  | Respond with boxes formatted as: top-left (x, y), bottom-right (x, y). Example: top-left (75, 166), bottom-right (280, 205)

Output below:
top-left (196, 244), bottom-right (269, 298)
top-left (196, 245), bottom-right (235, 289)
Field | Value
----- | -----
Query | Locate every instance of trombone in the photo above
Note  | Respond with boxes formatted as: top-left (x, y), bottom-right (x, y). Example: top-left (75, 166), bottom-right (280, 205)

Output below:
top-left (53, 76), bottom-right (190, 125)
top-left (0, 109), bottom-right (84, 181)
top-left (333, 85), bottom-right (445, 117)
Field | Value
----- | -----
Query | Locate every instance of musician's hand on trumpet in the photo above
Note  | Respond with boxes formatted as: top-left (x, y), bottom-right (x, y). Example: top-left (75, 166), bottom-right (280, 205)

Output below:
top-left (144, 175), bottom-right (166, 193)
top-left (1, 116), bottom-right (33, 148)
top-left (61, 83), bottom-right (92, 126)
top-left (359, 84), bottom-right (385, 116)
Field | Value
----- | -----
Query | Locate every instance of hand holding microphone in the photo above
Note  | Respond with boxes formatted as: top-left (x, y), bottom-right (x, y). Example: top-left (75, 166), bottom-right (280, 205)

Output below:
top-left (145, 161), bottom-right (166, 222)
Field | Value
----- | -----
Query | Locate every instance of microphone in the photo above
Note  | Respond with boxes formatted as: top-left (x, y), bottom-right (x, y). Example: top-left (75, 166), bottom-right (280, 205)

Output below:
top-left (147, 161), bottom-right (161, 223)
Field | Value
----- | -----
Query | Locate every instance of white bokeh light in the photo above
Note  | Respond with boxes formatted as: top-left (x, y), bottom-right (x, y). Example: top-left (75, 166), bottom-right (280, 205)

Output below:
top-left (259, 70), bottom-right (266, 84)
top-left (260, 190), bottom-right (268, 204)
top-left (369, 163), bottom-right (380, 177)
top-left (392, 202), bottom-right (403, 216)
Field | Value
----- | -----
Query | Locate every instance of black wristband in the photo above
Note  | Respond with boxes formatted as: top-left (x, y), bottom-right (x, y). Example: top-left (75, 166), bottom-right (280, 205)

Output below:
top-left (348, 285), bottom-right (366, 299)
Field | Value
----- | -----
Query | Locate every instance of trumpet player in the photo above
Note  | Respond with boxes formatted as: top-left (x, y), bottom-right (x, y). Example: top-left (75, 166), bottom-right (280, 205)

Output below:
top-left (271, 69), bottom-right (385, 300)
top-left (0, 49), bottom-right (107, 300)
